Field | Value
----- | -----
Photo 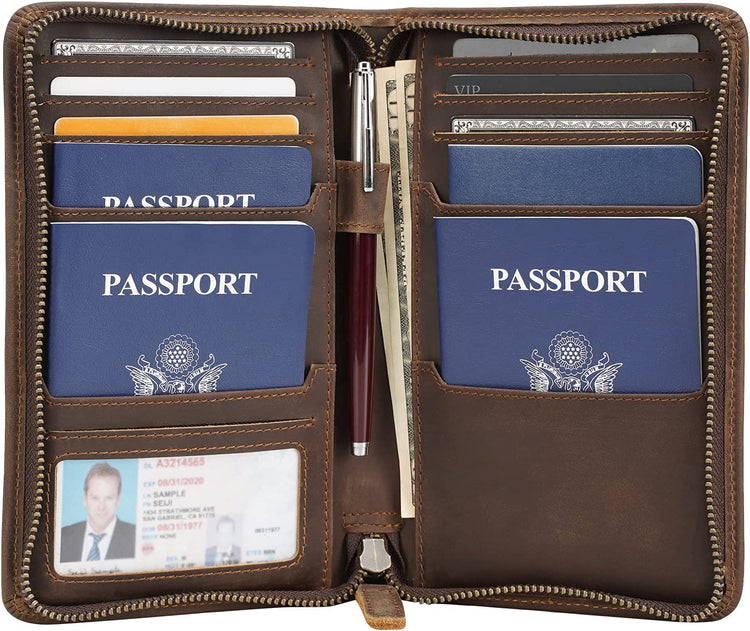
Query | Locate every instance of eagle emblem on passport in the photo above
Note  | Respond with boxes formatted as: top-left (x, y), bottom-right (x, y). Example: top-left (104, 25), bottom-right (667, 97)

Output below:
top-left (125, 334), bottom-right (228, 395)
top-left (520, 330), bottom-right (623, 393)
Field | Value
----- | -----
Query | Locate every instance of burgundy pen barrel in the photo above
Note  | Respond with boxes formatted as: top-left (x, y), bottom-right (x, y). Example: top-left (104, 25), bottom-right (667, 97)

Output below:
top-left (348, 232), bottom-right (377, 456)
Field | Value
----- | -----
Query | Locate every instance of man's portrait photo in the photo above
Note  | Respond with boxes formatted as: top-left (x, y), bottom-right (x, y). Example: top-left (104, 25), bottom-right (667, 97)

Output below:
top-left (58, 461), bottom-right (137, 563)
top-left (205, 515), bottom-right (242, 566)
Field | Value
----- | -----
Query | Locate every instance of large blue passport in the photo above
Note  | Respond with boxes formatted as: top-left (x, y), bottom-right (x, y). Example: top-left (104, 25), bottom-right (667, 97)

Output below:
top-left (52, 143), bottom-right (312, 208)
top-left (448, 144), bottom-right (704, 206)
top-left (46, 221), bottom-right (314, 397)
top-left (435, 217), bottom-right (702, 393)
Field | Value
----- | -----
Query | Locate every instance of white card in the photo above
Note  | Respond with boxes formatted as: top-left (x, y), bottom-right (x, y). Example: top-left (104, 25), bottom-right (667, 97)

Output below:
top-left (54, 449), bottom-right (300, 575)
top-left (49, 76), bottom-right (297, 97)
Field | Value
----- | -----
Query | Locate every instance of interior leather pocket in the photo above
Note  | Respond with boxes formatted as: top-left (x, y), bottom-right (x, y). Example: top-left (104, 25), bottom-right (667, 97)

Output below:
top-left (32, 367), bottom-right (335, 607)
top-left (412, 360), bottom-right (714, 604)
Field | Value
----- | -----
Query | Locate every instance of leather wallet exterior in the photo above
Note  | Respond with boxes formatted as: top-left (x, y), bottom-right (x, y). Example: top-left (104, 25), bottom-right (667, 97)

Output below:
top-left (2, 2), bottom-right (746, 625)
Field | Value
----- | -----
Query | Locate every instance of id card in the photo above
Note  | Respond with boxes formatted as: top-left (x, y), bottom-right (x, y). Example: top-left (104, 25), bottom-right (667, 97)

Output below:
top-left (53, 449), bottom-right (300, 575)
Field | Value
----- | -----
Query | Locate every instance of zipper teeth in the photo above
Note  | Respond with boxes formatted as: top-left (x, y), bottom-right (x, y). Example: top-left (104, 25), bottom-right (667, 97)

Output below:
top-left (18, 5), bottom-right (372, 621)
top-left (17, 6), bottom-right (726, 623)
top-left (379, 11), bottom-right (727, 623)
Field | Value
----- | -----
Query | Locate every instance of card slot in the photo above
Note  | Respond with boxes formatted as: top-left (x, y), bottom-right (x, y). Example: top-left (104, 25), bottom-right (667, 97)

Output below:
top-left (42, 363), bottom-right (336, 432)
top-left (46, 180), bottom-right (334, 220)
top-left (39, 54), bottom-right (315, 67)
top-left (432, 90), bottom-right (713, 105)
top-left (418, 181), bottom-right (709, 221)
top-left (46, 134), bottom-right (316, 146)
top-left (35, 95), bottom-right (324, 154)
top-left (412, 359), bottom-right (714, 604)
top-left (417, 91), bottom-right (716, 186)
top-left (434, 51), bottom-right (714, 67)
top-left (433, 130), bottom-right (711, 143)
top-left (31, 398), bottom-right (335, 606)
top-left (430, 51), bottom-right (718, 94)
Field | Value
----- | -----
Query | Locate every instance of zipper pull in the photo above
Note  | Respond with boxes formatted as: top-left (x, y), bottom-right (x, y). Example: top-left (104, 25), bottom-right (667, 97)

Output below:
top-left (359, 536), bottom-right (392, 574)
top-left (355, 537), bottom-right (405, 629)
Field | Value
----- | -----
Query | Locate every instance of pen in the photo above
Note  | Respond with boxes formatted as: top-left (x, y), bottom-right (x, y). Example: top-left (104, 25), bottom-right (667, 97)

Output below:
top-left (348, 61), bottom-right (376, 456)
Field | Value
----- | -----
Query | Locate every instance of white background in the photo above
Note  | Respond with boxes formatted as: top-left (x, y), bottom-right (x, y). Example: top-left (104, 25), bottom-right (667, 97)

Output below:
top-left (0, 0), bottom-right (748, 629)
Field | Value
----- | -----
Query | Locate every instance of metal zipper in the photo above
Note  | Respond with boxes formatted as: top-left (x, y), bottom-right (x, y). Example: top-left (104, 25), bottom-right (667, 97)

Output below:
top-left (17, 6), bottom-right (728, 623)
top-left (376, 12), bottom-right (728, 623)
top-left (18, 5), bottom-right (373, 622)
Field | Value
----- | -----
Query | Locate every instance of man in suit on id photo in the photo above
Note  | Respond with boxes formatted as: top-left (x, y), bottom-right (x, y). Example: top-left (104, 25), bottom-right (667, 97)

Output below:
top-left (59, 462), bottom-right (136, 563)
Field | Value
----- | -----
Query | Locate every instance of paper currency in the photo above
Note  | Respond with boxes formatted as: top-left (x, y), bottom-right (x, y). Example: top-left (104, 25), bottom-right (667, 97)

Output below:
top-left (374, 62), bottom-right (417, 518)
top-left (54, 450), bottom-right (300, 575)
top-left (374, 66), bottom-right (414, 517)
top-left (394, 60), bottom-right (416, 518)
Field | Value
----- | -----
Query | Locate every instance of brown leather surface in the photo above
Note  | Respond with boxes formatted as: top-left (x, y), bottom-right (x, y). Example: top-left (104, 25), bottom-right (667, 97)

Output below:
top-left (355, 584), bottom-right (406, 629)
top-left (335, 160), bottom-right (389, 234)
top-left (2, 2), bottom-right (745, 625)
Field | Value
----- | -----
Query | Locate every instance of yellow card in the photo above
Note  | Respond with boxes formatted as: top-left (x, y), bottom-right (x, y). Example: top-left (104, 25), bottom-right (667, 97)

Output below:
top-left (54, 115), bottom-right (299, 136)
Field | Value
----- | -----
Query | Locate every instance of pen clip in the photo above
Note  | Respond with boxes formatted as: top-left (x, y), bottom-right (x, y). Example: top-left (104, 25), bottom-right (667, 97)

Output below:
top-left (352, 61), bottom-right (375, 193)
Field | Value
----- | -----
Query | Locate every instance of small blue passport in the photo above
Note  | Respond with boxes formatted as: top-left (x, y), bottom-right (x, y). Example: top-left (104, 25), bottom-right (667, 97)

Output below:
top-left (435, 217), bottom-right (702, 393)
top-left (52, 143), bottom-right (312, 208)
top-left (46, 221), bottom-right (314, 397)
top-left (448, 144), bottom-right (704, 206)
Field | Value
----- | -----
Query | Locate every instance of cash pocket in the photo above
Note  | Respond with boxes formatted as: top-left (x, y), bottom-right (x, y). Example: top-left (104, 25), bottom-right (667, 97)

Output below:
top-left (412, 360), bottom-right (714, 603)
top-left (31, 376), bottom-right (335, 606)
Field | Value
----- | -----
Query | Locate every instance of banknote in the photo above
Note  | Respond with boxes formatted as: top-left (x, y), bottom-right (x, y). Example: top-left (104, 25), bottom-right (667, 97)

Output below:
top-left (53, 39), bottom-right (295, 58)
top-left (394, 60), bottom-right (416, 518)
top-left (451, 116), bottom-right (696, 133)
top-left (374, 68), bottom-right (395, 391)
top-left (374, 65), bottom-right (414, 517)
top-left (53, 450), bottom-right (299, 575)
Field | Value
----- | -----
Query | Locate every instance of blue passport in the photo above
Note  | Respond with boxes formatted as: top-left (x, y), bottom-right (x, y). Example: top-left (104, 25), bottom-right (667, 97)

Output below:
top-left (46, 221), bottom-right (314, 397)
top-left (435, 217), bottom-right (702, 393)
top-left (448, 144), bottom-right (704, 206)
top-left (52, 143), bottom-right (312, 208)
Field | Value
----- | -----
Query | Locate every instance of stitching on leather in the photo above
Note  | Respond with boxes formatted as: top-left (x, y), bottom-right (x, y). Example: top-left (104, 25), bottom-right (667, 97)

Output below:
top-left (50, 183), bottom-right (332, 218)
top-left (434, 93), bottom-right (713, 105)
top-left (41, 57), bottom-right (315, 68)
top-left (414, 31), bottom-right (425, 185)
top-left (321, 32), bottom-right (332, 184)
top-left (337, 222), bottom-right (383, 230)
top-left (343, 511), bottom-right (400, 517)
top-left (46, 137), bottom-right (316, 145)
top-left (421, 183), bottom-right (708, 217)
top-left (43, 441), bottom-right (308, 582)
top-left (49, 9), bottom-right (731, 19)
top-left (435, 55), bottom-right (713, 67)
top-left (418, 363), bottom-right (706, 402)
top-left (322, 367), bottom-right (332, 587)
top-left (433, 133), bottom-right (711, 143)
top-left (343, 523), bottom-right (402, 528)
top-left (43, 365), bottom-right (328, 407)
top-left (337, 163), bottom-right (390, 173)
top-left (47, 421), bottom-right (315, 440)
top-left (41, 98), bottom-right (316, 106)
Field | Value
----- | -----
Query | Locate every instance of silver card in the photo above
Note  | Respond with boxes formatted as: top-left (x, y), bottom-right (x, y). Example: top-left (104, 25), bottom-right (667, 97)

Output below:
top-left (451, 116), bottom-right (696, 133)
top-left (52, 39), bottom-right (295, 58)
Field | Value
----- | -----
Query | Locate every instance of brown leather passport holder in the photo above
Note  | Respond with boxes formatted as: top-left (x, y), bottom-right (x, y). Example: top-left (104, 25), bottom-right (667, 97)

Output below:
top-left (2, 2), bottom-right (746, 625)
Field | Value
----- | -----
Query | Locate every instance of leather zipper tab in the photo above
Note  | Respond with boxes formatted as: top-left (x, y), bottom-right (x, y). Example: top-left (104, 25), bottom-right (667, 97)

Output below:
top-left (355, 584), bottom-right (406, 630)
